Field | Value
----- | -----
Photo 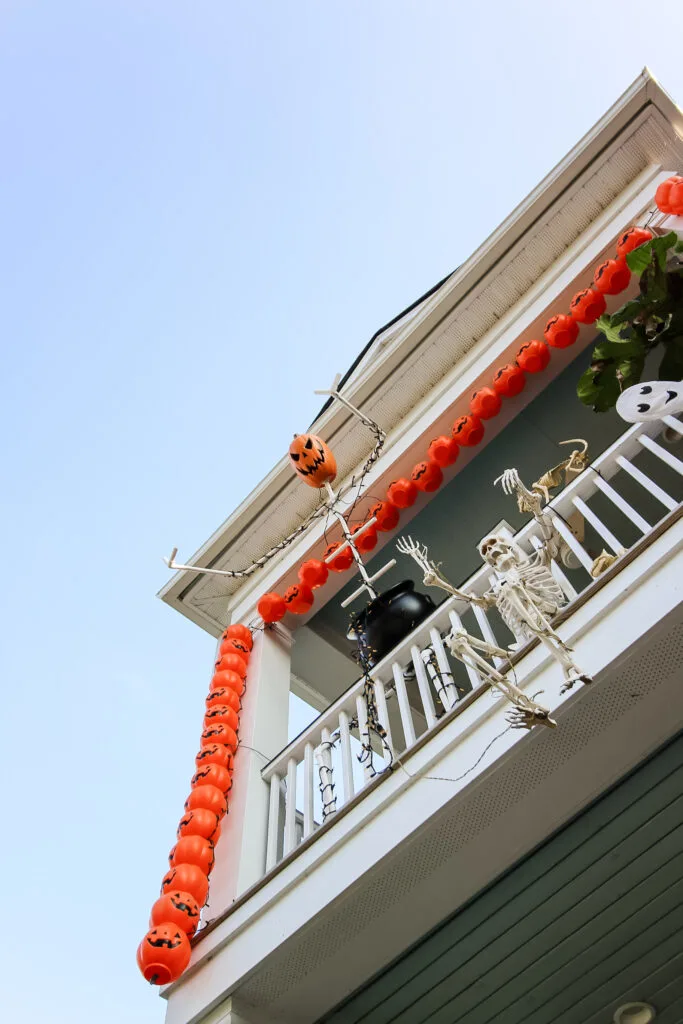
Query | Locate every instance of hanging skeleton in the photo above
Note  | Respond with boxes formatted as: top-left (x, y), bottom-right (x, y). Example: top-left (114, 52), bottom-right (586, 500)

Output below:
top-left (397, 538), bottom-right (556, 729)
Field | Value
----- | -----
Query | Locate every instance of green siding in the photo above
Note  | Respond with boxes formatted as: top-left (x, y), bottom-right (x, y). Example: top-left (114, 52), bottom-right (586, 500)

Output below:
top-left (321, 733), bottom-right (683, 1024)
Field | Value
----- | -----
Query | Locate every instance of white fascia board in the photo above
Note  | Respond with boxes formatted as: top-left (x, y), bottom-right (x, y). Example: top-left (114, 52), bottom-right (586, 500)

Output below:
top-left (162, 518), bottom-right (683, 1024)
top-left (159, 71), bottom-right (683, 632)
top-left (226, 164), bottom-right (671, 626)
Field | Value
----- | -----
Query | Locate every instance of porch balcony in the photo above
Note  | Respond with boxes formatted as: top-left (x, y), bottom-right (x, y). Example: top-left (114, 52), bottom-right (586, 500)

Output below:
top-left (162, 411), bottom-right (683, 1024)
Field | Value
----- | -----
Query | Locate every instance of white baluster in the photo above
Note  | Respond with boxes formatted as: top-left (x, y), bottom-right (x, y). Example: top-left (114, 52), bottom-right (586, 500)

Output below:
top-left (571, 495), bottom-right (625, 555)
top-left (428, 626), bottom-right (460, 702)
top-left (593, 475), bottom-right (650, 534)
top-left (373, 679), bottom-right (394, 755)
top-left (663, 414), bottom-right (683, 436)
top-left (409, 645), bottom-right (437, 727)
top-left (616, 455), bottom-right (676, 511)
top-left (391, 661), bottom-right (417, 749)
top-left (283, 757), bottom-right (298, 856)
top-left (338, 710), bottom-right (355, 803)
top-left (529, 534), bottom-right (578, 601)
top-left (355, 694), bottom-right (374, 783)
top-left (316, 727), bottom-right (337, 818)
top-left (638, 434), bottom-right (683, 476)
top-left (303, 743), bottom-right (314, 839)
top-left (471, 605), bottom-right (507, 667)
top-left (549, 514), bottom-right (595, 573)
top-left (447, 610), bottom-right (481, 692)
top-left (265, 772), bottom-right (281, 871)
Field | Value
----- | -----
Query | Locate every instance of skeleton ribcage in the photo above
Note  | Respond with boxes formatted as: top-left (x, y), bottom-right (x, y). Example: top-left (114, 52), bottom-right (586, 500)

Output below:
top-left (494, 562), bottom-right (565, 638)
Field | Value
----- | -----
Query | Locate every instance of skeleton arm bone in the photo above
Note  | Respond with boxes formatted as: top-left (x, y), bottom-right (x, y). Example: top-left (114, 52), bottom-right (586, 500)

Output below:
top-left (494, 469), bottom-right (560, 561)
top-left (396, 537), bottom-right (492, 607)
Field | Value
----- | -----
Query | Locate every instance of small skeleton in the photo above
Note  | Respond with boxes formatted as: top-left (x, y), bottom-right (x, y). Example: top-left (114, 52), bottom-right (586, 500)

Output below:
top-left (396, 538), bottom-right (556, 729)
top-left (398, 464), bottom-right (592, 696)
top-left (529, 439), bottom-right (589, 506)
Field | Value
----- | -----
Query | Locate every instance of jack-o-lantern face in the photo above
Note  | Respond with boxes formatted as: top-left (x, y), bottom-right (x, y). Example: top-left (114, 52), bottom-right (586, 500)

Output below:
top-left (177, 807), bottom-right (222, 842)
top-left (150, 890), bottom-right (201, 937)
top-left (289, 434), bottom-right (337, 488)
top-left (222, 623), bottom-right (253, 651)
top-left (161, 863), bottom-right (209, 907)
top-left (137, 924), bottom-right (192, 985)
top-left (195, 744), bottom-right (234, 771)
top-left (218, 637), bottom-right (250, 664)
top-left (205, 686), bottom-right (240, 712)
top-left (284, 582), bottom-right (314, 614)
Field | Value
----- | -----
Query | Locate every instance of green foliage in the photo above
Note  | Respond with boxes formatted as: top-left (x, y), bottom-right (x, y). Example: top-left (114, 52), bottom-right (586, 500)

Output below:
top-left (577, 232), bottom-right (683, 412)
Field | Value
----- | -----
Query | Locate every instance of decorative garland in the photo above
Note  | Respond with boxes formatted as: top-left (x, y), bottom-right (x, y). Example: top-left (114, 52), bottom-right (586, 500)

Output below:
top-left (138, 176), bottom-right (682, 988)
top-left (136, 624), bottom-right (253, 985)
top-left (257, 178), bottom-right (683, 623)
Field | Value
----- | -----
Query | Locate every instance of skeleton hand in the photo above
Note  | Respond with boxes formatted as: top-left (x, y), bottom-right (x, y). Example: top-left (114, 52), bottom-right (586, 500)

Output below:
top-left (495, 468), bottom-right (543, 516)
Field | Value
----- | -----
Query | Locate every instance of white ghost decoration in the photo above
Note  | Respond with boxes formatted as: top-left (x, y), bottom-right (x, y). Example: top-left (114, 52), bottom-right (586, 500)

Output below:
top-left (616, 380), bottom-right (683, 423)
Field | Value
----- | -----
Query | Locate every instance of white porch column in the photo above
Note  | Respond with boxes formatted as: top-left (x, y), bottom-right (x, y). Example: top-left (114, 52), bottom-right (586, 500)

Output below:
top-left (206, 624), bottom-right (292, 914)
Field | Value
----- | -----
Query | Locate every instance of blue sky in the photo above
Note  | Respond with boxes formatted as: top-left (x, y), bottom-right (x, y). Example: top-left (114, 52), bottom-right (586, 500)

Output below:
top-left (1, 3), bottom-right (682, 1021)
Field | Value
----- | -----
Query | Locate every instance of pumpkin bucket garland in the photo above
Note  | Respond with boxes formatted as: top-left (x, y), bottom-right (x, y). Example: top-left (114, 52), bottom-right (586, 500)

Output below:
top-left (324, 541), bottom-right (355, 572)
top-left (492, 363), bottom-right (525, 397)
top-left (351, 522), bottom-right (378, 552)
top-left (284, 582), bottom-right (315, 614)
top-left (298, 558), bottom-right (329, 589)
top-left (655, 175), bottom-right (683, 215)
top-left (169, 835), bottom-right (216, 875)
top-left (257, 592), bottom-right (287, 623)
top-left (288, 433), bottom-right (337, 488)
top-left (149, 891), bottom-right (201, 937)
top-left (177, 807), bottom-right (222, 843)
top-left (516, 340), bottom-right (550, 374)
top-left (161, 864), bottom-right (209, 907)
top-left (428, 435), bottom-right (459, 467)
top-left (616, 226), bottom-right (653, 257)
top-left (469, 387), bottom-right (502, 420)
top-left (411, 460), bottom-right (443, 492)
top-left (369, 500), bottom-right (400, 531)
top-left (138, 924), bottom-right (192, 985)
top-left (387, 478), bottom-right (418, 508)
top-left (452, 414), bottom-right (484, 447)
top-left (195, 744), bottom-right (234, 771)
top-left (191, 762), bottom-right (233, 795)
top-left (544, 315), bottom-right (579, 349)
top-left (569, 288), bottom-right (606, 325)
top-left (594, 257), bottom-right (631, 296)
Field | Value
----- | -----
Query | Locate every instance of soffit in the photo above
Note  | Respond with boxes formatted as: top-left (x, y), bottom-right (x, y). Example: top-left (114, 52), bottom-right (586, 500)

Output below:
top-left (159, 73), bottom-right (683, 634)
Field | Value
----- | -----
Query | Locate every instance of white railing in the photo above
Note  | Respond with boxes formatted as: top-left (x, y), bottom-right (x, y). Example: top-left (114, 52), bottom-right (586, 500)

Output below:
top-left (261, 415), bottom-right (683, 871)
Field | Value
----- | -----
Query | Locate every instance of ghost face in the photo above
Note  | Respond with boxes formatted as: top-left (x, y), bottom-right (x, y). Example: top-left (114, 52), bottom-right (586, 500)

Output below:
top-left (616, 381), bottom-right (683, 423)
top-left (479, 534), bottom-right (521, 573)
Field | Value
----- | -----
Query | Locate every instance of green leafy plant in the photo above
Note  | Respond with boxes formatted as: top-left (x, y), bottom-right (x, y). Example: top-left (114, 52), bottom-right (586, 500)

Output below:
top-left (577, 232), bottom-right (683, 412)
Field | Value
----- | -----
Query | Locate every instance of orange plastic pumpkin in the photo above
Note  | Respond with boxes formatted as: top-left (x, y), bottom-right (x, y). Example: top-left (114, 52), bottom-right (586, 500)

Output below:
top-left (616, 226), bottom-right (653, 257)
top-left (289, 433), bottom-right (337, 488)
top-left (411, 460), bottom-right (443, 492)
top-left (149, 890), bottom-right (201, 937)
top-left (655, 175), bottom-right (683, 215)
top-left (569, 288), bottom-right (606, 325)
top-left (298, 558), bottom-right (329, 589)
top-left (210, 669), bottom-right (245, 696)
top-left (138, 923), bottom-right (192, 985)
top-left (191, 762), bottom-right (232, 795)
top-left (204, 704), bottom-right (239, 732)
top-left (544, 315), bottom-right (579, 349)
top-left (257, 592), bottom-right (287, 624)
top-left (161, 864), bottom-right (209, 907)
top-left (283, 582), bottom-right (314, 614)
top-left (223, 624), bottom-right (253, 650)
top-left (594, 258), bottom-right (630, 295)
top-left (428, 435), bottom-right (459, 468)
top-left (177, 807), bottom-right (222, 843)
top-left (452, 415), bottom-right (484, 447)
top-left (218, 637), bottom-right (250, 664)
top-left (492, 363), bottom-right (525, 397)
top-left (670, 180), bottom-right (683, 216)
top-left (200, 722), bottom-right (238, 752)
top-left (369, 500), bottom-right (400, 532)
top-left (205, 686), bottom-right (240, 713)
top-left (170, 835), bottom-right (215, 875)
top-left (387, 478), bottom-right (418, 509)
top-left (351, 522), bottom-right (378, 552)
top-left (214, 652), bottom-right (247, 680)
top-left (470, 386), bottom-right (501, 420)
top-left (184, 784), bottom-right (228, 818)
top-left (195, 744), bottom-right (234, 771)
top-left (324, 541), bottom-right (355, 572)
top-left (516, 340), bottom-right (550, 374)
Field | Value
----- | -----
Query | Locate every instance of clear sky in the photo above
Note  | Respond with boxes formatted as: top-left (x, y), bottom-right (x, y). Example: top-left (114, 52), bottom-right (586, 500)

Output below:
top-left (1, 3), bottom-right (682, 1022)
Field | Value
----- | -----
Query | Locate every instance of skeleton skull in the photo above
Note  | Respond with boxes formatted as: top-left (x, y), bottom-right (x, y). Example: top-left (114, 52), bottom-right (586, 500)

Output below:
top-left (479, 534), bottom-right (521, 573)
top-left (616, 380), bottom-right (683, 423)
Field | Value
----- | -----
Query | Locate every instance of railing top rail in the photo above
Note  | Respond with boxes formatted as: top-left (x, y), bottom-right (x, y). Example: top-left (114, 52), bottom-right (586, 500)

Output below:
top-left (261, 416), bottom-right (672, 778)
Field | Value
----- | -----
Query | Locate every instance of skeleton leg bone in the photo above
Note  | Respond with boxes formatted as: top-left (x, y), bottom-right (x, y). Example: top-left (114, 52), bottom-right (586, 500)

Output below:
top-left (446, 629), bottom-right (556, 729)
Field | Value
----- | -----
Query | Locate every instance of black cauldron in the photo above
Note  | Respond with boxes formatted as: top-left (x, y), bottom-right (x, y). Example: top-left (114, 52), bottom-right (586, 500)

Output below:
top-left (347, 580), bottom-right (435, 667)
